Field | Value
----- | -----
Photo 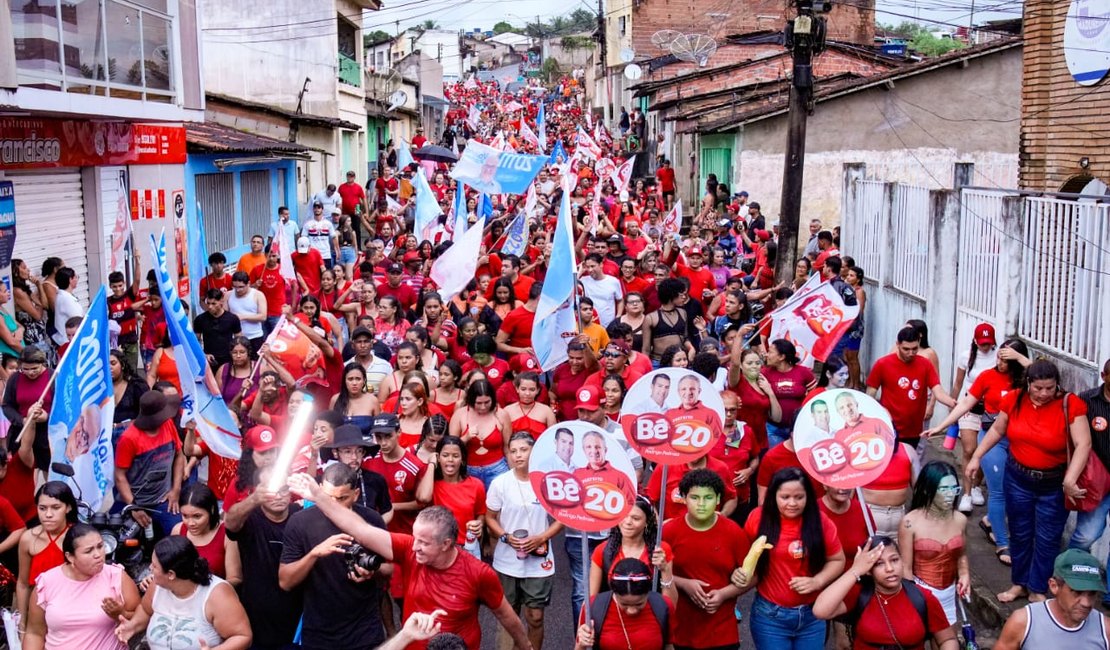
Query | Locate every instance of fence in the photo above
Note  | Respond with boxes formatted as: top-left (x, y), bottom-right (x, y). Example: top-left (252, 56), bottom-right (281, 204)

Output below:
top-left (842, 162), bottom-right (1110, 390)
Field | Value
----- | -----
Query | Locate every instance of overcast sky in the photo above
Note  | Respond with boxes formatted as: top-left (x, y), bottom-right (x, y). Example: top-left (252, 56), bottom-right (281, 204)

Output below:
top-left (365, 0), bottom-right (1022, 35)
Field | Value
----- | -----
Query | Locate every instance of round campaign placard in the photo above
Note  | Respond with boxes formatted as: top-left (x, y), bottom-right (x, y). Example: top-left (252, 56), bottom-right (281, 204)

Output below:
top-left (528, 422), bottom-right (638, 533)
top-left (618, 369), bottom-right (725, 465)
top-left (793, 388), bottom-right (896, 489)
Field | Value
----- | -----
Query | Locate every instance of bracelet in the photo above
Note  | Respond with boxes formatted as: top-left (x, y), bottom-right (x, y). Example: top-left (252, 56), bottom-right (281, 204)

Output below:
top-left (850, 570), bottom-right (862, 582)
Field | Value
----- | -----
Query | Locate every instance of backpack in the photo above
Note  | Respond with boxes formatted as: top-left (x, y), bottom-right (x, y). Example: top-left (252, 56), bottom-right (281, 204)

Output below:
top-left (843, 578), bottom-right (930, 642)
top-left (589, 591), bottom-right (670, 649)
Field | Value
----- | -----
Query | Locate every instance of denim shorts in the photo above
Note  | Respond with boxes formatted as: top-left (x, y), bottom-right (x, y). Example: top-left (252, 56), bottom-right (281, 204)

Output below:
top-left (339, 246), bottom-right (357, 264)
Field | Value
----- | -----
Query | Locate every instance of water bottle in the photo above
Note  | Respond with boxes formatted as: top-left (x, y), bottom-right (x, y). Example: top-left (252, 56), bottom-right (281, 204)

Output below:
top-left (144, 522), bottom-right (154, 540)
top-left (943, 423), bottom-right (960, 451)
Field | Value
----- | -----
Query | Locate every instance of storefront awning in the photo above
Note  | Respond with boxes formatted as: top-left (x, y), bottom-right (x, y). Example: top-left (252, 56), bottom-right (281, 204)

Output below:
top-left (186, 123), bottom-right (312, 157)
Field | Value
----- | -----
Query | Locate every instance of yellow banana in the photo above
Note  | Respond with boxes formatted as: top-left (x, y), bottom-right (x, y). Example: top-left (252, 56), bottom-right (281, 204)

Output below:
top-left (740, 534), bottom-right (774, 576)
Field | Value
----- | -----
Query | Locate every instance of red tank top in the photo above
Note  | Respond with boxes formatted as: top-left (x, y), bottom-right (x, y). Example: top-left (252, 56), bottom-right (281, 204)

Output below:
top-left (510, 404), bottom-right (547, 440)
top-left (865, 444), bottom-right (913, 491)
top-left (463, 409), bottom-right (504, 467)
top-left (29, 526), bottom-right (70, 587)
top-left (180, 524), bottom-right (228, 578)
top-left (156, 350), bottom-right (182, 393)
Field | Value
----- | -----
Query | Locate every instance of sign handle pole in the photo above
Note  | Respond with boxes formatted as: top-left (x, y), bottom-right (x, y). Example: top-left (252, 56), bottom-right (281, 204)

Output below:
top-left (652, 464), bottom-right (669, 591)
top-left (857, 486), bottom-right (875, 538)
top-left (580, 531), bottom-right (590, 626)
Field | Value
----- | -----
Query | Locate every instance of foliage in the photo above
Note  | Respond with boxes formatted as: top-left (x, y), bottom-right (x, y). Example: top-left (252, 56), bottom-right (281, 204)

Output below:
top-left (524, 8), bottom-right (598, 38)
top-left (877, 21), bottom-right (967, 57)
top-left (492, 21), bottom-right (516, 34)
top-left (364, 30), bottom-right (392, 47)
top-left (560, 35), bottom-right (594, 51)
top-left (419, 20), bottom-right (440, 30)
top-left (540, 58), bottom-right (562, 82)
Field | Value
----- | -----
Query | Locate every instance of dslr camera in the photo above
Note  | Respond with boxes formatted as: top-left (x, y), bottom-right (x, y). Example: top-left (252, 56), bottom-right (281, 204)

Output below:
top-left (344, 543), bottom-right (383, 574)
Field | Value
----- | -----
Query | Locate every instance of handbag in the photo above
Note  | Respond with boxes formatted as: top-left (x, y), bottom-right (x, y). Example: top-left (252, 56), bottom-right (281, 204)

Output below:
top-left (1064, 393), bottom-right (1110, 512)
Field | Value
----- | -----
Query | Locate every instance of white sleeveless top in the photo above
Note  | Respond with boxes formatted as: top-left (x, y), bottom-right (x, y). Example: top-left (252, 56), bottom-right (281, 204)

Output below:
top-left (228, 289), bottom-right (263, 339)
top-left (146, 576), bottom-right (226, 650)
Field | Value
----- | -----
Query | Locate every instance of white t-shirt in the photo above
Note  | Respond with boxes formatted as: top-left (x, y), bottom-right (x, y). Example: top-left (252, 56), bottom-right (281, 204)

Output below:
top-left (580, 274), bottom-right (623, 327)
top-left (311, 190), bottom-right (342, 217)
top-left (957, 346), bottom-right (998, 400)
top-left (53, 289), bottom-right (84, 345)
top-left (302, 218), bottom-right (335, 260)
top-left (487, 471), bottom-right (556, 578)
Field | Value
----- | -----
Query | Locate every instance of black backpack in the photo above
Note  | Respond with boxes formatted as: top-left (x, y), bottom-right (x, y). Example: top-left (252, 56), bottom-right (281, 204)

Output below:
top-left (589, 591), bottom-right (670, 649)
top-left (843, 578), bottom-right (930, 641)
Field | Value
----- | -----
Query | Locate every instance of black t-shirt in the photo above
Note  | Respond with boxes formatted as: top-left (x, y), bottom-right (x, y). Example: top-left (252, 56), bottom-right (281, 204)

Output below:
top-left (193, 310), bottom-right (242, 365)
top-left (357, 468), bottom-right (394, 517)
top-left (280, 504), bottom-right (387, 648)
top-left (226, 504), bottom-right (304, 647)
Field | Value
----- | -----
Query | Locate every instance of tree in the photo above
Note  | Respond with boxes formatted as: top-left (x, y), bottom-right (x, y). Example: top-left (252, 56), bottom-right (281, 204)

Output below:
top-left (909, 31), bottom-right (965, 56)
top-left (492, 21), bottom-right (515, 34)
top-left (566, 8), bottom-right (597, 33)
top-left (364, 30), bottom-right (392, 47)
top-left (419, 20), bottom-right (440, 30)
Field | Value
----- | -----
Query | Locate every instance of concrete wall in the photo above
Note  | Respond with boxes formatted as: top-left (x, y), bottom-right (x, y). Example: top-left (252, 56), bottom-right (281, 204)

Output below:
top-left (734, 46), bottom-right (1020, 224)
top-left (412, 30), bottom-right (463, 80)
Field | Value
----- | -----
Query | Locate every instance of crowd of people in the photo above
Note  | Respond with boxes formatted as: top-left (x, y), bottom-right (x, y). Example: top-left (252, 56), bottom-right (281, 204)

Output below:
top-left (0, 72), bottom-right (1106, 650)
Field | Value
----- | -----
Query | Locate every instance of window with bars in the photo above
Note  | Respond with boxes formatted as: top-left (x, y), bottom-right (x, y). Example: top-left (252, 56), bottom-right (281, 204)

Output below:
top-left (241, 170), bottom-right (273, 241)
top-left (195, 172), bottom-right (235, 253)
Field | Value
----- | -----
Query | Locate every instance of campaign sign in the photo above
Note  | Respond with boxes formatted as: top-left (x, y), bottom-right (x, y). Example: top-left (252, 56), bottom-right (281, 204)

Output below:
top-left (794, 389), bottom-right (896, 489)
top-left (529, 422), bottom-right (638, 533)
top-left (619, 369), bottom-right (725, 465)
top-left (0, 181), bottom-right (15, 269)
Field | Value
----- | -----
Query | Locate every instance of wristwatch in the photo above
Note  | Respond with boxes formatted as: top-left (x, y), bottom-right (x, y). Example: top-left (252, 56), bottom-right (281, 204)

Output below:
top-left (499, 533), bottom-right (510, 544)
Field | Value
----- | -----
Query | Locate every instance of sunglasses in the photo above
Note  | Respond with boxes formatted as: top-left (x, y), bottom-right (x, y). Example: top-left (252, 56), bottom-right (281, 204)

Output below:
top-left (602, 351), bottom-right (624, 358)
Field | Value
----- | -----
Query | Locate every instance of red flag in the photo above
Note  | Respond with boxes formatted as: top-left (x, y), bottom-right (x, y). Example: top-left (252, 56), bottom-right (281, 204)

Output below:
top-left (766, 275), bottom-right (859, 367)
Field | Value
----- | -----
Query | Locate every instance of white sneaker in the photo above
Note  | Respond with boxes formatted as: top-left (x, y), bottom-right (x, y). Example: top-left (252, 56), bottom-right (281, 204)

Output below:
top-left (958, 495), bottom-right (973, 513)
top-left (971, 486), bottom-right (986, 506)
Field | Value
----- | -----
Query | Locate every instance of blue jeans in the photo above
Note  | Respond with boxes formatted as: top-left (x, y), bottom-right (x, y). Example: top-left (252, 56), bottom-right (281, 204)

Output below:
top-left (766, 422), bottom-right (791, 450)
top-left (1004, 461), bottom-right (1068, 594)
top-left (750, 594), bottom-right (826, 650)
top-left (468, 457), bottom-right (509, 491)
top-left (565, 535), bottom-right (605, 617)
top-left (978, 428), bottom-right (1010, 548)
top-left (1069, 492), bottom-right (1110, 594)
top-left (264, 316), bottom-right (282, 338)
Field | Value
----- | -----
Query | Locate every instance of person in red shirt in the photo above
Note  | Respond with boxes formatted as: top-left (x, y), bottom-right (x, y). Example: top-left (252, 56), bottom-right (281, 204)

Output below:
top-left (338, 170), bottom-right (368, 217)
top-left (376, 262), bottom-right (419, 313)
top-left (291, 236), bottom-right (325, 296)
top-left (671, 246), bottom-right (716, 306)
top-left (618, 258), bottom-right (650, 297)
top-left (712, 390), bottom-right (758, 522)
top-left (662, 468), bottom-right (751, 650)
top-left (248, 250), bottom-right (289, 331)
top-left (573, 430), bottom-right (637, 509)
top-left (412, 127), bottom-right (427, 149)
top-left (736, 466), bottom-right (845, 650)
top-left (375, 167), bottom-right (401, 212)
top-left (645, 450), bottom-right (738, 521)
top-left (199, 251), bottom-right (233, 296)
top-left (107, 266), bottom-right (146, 362)
top-left (655, 159), bottom-right (676, 210)
top-left (867, 326), bottom-right (956, 444)
top-left (551, 341), bottom-right (595, 422)
top-left (495, 283), bottom-right (540, 357)
top-left (584, 340), bottom-right (643, 390)
top-left (576, 558), bottom-right (676, 650)
top-left (286, 476), bottom-right (532, 650)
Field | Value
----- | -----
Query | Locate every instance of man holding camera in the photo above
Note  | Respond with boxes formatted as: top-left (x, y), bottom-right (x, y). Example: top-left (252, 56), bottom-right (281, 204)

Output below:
top-left (279, 462), bottom-right (392, 650)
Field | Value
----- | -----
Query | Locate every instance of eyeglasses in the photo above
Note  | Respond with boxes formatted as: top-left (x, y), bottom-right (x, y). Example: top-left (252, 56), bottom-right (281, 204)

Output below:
top-left (602, 351), bottom-right (624, 358)
top-left (937, 485), bottom-right (961, 493)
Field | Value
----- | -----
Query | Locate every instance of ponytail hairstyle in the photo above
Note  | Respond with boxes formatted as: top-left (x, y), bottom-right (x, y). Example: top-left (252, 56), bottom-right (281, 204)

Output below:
top-left (154, 536), bottom-right (212, 586)
top-left (999, 338), bottom-right (1029, 389)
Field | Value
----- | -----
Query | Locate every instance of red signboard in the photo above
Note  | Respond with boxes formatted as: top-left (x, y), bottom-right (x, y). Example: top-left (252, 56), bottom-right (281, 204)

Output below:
top-left (0, 118), bottom-right (186, 169)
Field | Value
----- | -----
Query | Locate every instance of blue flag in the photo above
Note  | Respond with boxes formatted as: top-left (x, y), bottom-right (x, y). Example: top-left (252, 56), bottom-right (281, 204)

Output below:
top-left (477, 193), bottom-right (493, 219)
top-left (450, 139), bottom-right (546, 195)
top-left (151, 232), bottom-right (242, 459)
top-left (537, 102), bottom-right (546, 154)
top-left (413, 168), bottom-right (442, 242)
top-left (532, 182), bottom-right (579, 370)
top-left (452, 182), bottom-right (469, 240)
top-left (549, 139), bottom-right (567, 165)
top-left (397, 139), bottom-right (416, 170)
top-left (189, 200), bottom-right (210, 314)
top-left (501, 211), bottom-right (528, 257)
top-left (47, 287), bottom-right (115, 510)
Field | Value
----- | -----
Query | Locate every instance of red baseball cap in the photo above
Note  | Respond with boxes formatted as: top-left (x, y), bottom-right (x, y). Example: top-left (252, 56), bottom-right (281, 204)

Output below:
top-left (575, 385), bottom-right (601, 411)
top-left (688, 246), bottom-right (703, 256)
top-left (974, 323), bottom-right (996, 346)
top-left (244, 425), bottom-right (280, 453)
top-left (402, 251), bottom-right (420, 264)
top-left (510, 352), bottom-right (541, 374)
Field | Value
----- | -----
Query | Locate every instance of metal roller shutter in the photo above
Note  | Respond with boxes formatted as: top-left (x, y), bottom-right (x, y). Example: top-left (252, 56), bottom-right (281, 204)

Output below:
top-left (5, 169), bottom-right (90, 305)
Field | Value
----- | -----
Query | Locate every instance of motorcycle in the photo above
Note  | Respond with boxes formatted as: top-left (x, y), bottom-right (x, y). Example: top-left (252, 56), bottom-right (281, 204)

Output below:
top-left (50, 463), bottom-right (153, 587)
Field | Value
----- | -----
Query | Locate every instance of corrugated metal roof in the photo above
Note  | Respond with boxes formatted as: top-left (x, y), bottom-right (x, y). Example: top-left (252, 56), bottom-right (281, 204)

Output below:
top-left (186, 122), bottom-right (312, 154)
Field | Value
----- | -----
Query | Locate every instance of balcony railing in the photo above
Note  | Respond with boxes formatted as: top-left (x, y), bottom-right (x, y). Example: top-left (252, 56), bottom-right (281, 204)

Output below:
top-left (338, 52), bottom-right (361, 87)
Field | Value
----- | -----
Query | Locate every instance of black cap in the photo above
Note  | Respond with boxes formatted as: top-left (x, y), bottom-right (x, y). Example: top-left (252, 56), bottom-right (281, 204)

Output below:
top-left (371, 413), bottom-right (400, 434)
top-left (387, 262), bottom-right (404, 274)
top-left (324, 424), bottom-right (376, 450)
top-left (351, 326), bottom-right (374, 340)
top-left (313, 200), bottom-right (324, 208)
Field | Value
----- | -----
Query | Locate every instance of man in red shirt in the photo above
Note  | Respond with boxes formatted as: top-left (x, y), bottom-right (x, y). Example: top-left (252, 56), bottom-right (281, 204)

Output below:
top-left (496, 282), bottom-right (540, 356)
top-left (621, 219), bottom-right (651, 261)
top-left (585, 340), bottom-right (643, 389)
top-left (412, 127), bottom-right (427, 149)
top-left (291, 237), bottom-right (325, 296)
top-left (338, 170), bottom-right (368, 217)
top-left (572, 429), bottom-right (637, 508)
top-left (618, 258), bottom-right (650, 297)
top-left (488, 254), bottom-right (534, 303)
top-left (672, 246), bottom-right (716, 306)
top-left (199, 251), bottom-right (233, 295)
top-left (362, 414), bottom-right (425, 535)
top-left (655, 158), bottom-right (676, 210)
top-left (286, 477), bottom-right (532, 650)
top-left (867, 326), bottom-right (955, 444)
top-left (248, 250), bottom-right (288, 333)
top-left (375, 167), bottom-right (401, 211)
top-left (376, 262), bottom-right (419, 313)
top-left (662, 469), bottom-right (750, 650)
top-left (812, 230), bottom-right (840, 274)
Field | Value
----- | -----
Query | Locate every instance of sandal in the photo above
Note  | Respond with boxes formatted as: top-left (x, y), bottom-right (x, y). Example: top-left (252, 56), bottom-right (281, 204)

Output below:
top-left (979, 519), bottom-right (997, 545)
top-left (996, 547), bottom-right (1012, 566)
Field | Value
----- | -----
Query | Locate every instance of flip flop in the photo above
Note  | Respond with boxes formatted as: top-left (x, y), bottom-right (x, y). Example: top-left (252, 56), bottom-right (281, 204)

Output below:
top-left (996, 547), bottom-right (1012, 566)
top-left (979, 519), bottom-right (996, 545)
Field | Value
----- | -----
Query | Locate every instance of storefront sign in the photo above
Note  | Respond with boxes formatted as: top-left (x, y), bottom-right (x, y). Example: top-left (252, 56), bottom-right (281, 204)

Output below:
top-left (794, 388), bottom-right (896, 489)
top-left (619, 368), bottom-right (725, 465)
top-left (172, 189), bottom-right (188, 297)
top-left (529, 422), bottom-right (638, 533)
top-left (0, 119), bottom-right (186, 169)
top-left (0, 181), bottom-right (16, 269)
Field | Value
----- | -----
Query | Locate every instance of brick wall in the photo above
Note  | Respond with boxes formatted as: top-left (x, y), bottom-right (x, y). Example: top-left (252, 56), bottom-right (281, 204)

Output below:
top-left (630, 0), bottom-right (875, 63)
top-left (1021, 0), bottom-right (1110, 191)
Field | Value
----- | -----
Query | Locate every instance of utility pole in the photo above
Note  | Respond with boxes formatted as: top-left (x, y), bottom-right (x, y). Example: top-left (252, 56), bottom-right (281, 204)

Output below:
top-left (775, 0), bottom-right (827, 281)
top-left (597, 0), bottom-right (611, 126)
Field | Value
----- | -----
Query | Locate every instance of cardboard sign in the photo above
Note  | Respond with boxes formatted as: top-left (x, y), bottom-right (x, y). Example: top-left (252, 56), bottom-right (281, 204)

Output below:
top-left (619, 368), bottom-right (725, 465)
top-left (794, 388), bottom-right (896, 489)
top-left (528, 422), bottom-right (638, 533)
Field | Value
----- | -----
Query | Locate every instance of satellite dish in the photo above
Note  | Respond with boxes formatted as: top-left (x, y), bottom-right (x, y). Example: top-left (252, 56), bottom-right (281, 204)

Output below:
top-left (624, 64), bottom-right (643, 80)
top-left (387, 90), bottom-right (408, 112)
top-left (619, 48), bottom-right (635, 63)
top-left (651, 29), bottom-right (682, 50)
top-left (670, 33), bottom-right (718, 67)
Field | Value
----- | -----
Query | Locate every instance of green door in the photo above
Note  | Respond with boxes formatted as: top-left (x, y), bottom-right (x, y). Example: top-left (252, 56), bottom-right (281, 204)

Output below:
top-left (699, 134), bottom-right (733, 199)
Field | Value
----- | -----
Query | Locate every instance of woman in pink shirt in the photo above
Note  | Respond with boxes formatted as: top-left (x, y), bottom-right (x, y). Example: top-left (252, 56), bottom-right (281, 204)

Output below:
top-left (23, 523), bottom-right (140, 650)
